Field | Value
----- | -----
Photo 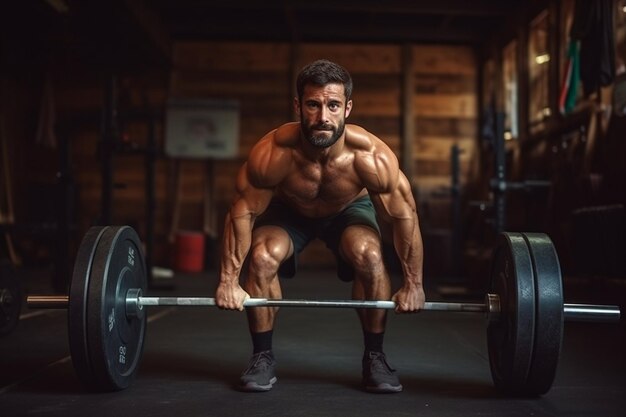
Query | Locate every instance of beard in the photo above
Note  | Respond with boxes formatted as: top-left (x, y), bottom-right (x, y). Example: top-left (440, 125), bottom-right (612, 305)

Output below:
top-left (301, 118), bottom-right (346, 148)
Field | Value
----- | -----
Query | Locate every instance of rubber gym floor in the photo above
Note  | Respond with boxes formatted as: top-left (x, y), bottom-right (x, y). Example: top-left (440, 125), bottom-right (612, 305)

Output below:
top-left (2, 268), bottom-right (625, 417)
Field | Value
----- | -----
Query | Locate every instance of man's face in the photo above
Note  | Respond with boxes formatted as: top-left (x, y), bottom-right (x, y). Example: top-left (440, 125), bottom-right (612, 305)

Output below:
top-left (296, 83), bottom-right (353, 148)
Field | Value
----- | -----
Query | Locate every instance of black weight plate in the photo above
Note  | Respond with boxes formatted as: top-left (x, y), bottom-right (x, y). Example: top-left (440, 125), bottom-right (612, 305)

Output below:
top-left (522, 233), bottom-right (563, 396)
top-left (68, 226), bottom-right (109, 387)
top-left (487, 232), bottom-right (536, 395)
top-left (87, 226), bottom-right (147, 391)
top-left (0, 259), bottom-right (22, 337)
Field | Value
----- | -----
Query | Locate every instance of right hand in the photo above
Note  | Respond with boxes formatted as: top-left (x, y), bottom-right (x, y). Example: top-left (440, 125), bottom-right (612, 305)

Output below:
top-left (215, 282), bottom-right (250, 311)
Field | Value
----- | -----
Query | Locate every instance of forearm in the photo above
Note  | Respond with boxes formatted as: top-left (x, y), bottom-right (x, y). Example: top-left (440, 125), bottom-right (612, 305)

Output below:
top-left (219, 211), bottom-right (253, 284)
top-left (392, 217), bottom-right (424, 288)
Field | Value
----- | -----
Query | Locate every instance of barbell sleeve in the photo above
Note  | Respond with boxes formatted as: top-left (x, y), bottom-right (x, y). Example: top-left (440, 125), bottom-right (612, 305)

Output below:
top-left (562, 304), bottom-right (621, 322)
top-left (26, 295), bottom-right (70, 309)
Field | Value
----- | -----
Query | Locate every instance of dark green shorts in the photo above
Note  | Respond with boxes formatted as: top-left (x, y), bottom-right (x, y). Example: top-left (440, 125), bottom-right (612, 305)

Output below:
top-left (252, 195), bottom-right (400, 281)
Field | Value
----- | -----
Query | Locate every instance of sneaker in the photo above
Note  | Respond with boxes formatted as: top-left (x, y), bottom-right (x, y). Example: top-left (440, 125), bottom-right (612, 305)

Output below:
top-left (239, 350), bottom-right (277, 392)
top-left (362, 351), bottom-right (403, 393)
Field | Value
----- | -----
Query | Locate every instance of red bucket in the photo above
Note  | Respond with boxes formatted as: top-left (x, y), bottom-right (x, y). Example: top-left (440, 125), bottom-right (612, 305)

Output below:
top-left (175, 231), bottom-right (205, 273)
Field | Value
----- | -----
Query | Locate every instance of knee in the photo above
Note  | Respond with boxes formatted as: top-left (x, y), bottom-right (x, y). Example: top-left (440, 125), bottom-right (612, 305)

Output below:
top-left (345, 238), bottom-right (385, 275)
top-left (248, 238), bottom-right (286, 279)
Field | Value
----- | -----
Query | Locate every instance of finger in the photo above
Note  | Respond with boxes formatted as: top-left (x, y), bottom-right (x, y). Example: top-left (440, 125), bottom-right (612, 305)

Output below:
top-left (236, 294), bottom-right (250, 311)
top-left (239, 293), bottom-right (251, 311)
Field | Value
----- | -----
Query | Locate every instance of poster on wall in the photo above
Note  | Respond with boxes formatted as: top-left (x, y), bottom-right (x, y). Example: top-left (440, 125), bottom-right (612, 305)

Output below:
top-left (165, 98), bottom-right (240, 159)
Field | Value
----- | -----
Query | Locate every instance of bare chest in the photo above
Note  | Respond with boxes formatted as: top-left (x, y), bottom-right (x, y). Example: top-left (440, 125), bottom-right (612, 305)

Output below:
top-left (277, 156), bottom-right (364, 215)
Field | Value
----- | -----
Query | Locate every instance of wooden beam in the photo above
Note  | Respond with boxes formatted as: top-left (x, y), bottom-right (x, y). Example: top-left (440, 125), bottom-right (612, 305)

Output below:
top-left (401, 44), bottom-right (415, 179)
top-left (170, 20), bottom-right (486, 44)
top-left (173, 0), bottom-right (513, 17)
top-left (121, 0), bottom-right (172, 64)
top-left (548, 0), bottom-right (560, 119)
top-left (517, 16), bottom-right (530, 141)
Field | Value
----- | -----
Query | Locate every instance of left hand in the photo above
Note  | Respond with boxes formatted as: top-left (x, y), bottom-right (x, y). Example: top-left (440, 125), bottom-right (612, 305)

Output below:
top-left (391, 284), bottom-right (425, 313)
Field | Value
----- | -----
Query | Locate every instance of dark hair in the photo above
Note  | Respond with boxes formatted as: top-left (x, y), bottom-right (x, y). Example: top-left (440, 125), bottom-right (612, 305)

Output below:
top-left (296, 59), bottom-right (353, 102)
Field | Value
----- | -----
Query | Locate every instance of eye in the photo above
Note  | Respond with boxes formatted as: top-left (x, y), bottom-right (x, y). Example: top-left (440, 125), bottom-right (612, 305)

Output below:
top-left (328, 102), bottom-right (340, 111)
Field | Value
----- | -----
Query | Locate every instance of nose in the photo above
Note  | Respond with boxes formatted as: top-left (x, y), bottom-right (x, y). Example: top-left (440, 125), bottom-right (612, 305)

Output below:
top-left (319, 105), bottom-right (330, 124)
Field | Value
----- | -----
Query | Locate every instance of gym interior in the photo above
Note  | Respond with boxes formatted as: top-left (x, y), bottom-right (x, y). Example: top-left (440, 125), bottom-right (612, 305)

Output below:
top-left (1, 1), bottom-right (625, 416)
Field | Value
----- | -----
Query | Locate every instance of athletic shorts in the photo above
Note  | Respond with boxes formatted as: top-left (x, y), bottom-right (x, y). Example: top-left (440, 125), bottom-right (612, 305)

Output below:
top-left (252, 195), bottom-right (401, 281)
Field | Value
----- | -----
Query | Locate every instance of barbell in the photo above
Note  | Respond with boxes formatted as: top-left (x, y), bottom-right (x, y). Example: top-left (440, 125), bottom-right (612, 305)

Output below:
top-left (26, 225), bottom-right (620, 396)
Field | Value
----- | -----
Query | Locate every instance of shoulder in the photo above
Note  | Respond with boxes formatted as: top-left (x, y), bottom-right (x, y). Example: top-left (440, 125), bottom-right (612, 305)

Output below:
top-left (345, 124), bottom-right (375, 150)
top-left (246, 122), bottom-right (297, 187)
top-left (345, 125), bottom-right (397, 161)
top-left (346, 125), bottom-right (400, 193)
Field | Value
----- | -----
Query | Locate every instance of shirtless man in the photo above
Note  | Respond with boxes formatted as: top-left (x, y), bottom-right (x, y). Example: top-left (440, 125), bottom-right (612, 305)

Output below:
top-left (216, 59), bottom-right (425, 393)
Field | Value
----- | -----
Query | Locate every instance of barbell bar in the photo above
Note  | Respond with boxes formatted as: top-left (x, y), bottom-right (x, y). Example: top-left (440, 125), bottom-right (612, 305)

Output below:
top-left (27, 293), bottom-right (620, 323)
top-left (23, 226), bottom-right (622, 397)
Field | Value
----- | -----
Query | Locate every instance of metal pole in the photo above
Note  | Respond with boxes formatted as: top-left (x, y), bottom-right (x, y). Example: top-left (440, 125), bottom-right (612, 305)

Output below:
top-left (493, 111), bottom-right (507, 234)
top-left (138, 297), bottom-right (487, 313)
top-left (26, 294), bottom-right (621, 323)
top-left (563, 304), bottom-right (622, 323)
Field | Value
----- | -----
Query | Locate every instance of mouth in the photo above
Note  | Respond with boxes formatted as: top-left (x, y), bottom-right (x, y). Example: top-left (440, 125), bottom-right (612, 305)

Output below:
top-left (312, 125), bottom-right (333, 132)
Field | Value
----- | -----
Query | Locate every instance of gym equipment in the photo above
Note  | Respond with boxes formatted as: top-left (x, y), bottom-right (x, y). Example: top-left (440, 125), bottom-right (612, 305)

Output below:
top-left (26, 226), bottom-right (620, 395)
top-left (0, 259), bottom-right (22, 336)
top-left (67, 226), bottom-right (146, 391)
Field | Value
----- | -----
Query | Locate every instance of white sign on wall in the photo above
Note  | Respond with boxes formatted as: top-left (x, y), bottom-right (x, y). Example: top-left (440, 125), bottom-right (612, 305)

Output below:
top-left (165, 98), bottom-right (240, 159)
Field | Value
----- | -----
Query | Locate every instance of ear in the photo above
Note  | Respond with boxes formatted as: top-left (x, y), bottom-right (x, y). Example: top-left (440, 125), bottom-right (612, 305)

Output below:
top-left (345, 99), bottom-right (353, 118)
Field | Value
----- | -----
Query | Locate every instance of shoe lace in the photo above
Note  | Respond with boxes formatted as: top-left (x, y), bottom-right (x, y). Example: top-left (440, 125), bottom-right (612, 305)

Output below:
top-left (367, 351), bottom-right (396, 375)
top-left (243, 351), bottom-right (273, 374)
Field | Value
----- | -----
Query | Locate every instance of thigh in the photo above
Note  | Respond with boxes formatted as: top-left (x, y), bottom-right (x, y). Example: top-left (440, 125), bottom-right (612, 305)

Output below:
top-left (332, 225), bottom-right (384, 282)
top-left (252, 199), bottom-right (316, 278)
top-left (250, 222), bottom-right (313, 279)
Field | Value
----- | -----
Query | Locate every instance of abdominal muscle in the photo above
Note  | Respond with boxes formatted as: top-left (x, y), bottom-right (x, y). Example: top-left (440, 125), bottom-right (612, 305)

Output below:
top-left (274, 185), bottom-right (368, 218)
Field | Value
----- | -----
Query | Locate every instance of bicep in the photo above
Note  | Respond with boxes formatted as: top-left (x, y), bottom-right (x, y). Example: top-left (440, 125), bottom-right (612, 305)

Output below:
top-left (229, 163), bottom-right (274, 220)
top-left (370, 171), bottom-right (416, 222)
top-left (357, 143), bottom-right (415, 220)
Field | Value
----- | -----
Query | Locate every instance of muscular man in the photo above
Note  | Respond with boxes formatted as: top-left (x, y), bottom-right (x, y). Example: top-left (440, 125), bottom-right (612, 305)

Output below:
top-left (216, 59), bottom-right (425, 393)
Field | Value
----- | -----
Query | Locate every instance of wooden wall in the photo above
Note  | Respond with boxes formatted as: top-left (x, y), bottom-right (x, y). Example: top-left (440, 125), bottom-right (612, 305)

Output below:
top-left (2, 40), bottom-right (478, 275)
top-left (167, 41), bottom-right (478, 270)
top-left (412, 45), bottom-right (478, 229)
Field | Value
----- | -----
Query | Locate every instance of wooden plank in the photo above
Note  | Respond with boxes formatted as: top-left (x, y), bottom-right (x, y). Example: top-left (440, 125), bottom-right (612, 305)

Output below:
top-left (298, 44), bottom-right (401, 73)
top-left (414, 159), bottom-right (472, 177)
top-left (173, 42), bottom-right (290, 71)
top-left (414, 137), bottom-right (476, 160)
top-left (352, 73), bottom-right (401, 90)
top-left (238, 96), bottom-right (289, 117)
top-left (415, 117), bottom-right (477, 137)
top-left (415, 73), bottom-right (476, 95)
top-left (350, 90), bottom-right (400, 116)
top-left (348, 116), bottom-right (399, 135)
top-left (415, 94), bottom-right (477, 118)
top-left (414, 175), bottom-right (455, 189)
top-left (170, 70), bottom-right (289, 96)
top-left (402, 44), bottom-right (415, 178)
top-left (412, 45), bottom-right (476, 75)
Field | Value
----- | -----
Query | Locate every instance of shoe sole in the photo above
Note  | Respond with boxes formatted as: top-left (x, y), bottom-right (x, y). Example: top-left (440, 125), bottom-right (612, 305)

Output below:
top-left (364, 383), bottom-right (403, 393)
top-left (239, 377), bottom-right (278, 392)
